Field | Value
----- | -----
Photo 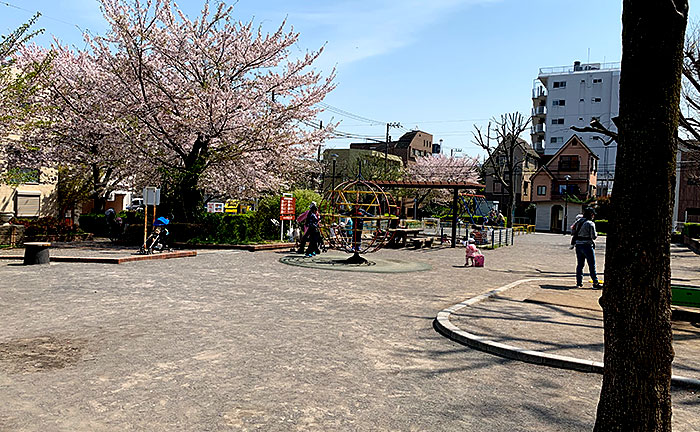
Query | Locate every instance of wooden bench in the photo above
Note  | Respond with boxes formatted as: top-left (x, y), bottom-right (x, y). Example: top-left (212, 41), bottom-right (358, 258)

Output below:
top-left (23, 242), bottom-right (51, 265)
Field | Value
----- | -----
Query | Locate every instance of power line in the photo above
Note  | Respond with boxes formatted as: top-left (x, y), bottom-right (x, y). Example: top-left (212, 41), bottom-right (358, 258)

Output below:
top-left (318, 102), bottom-right (386, 126)
top-left (1, 1), bottom-right (89, 34)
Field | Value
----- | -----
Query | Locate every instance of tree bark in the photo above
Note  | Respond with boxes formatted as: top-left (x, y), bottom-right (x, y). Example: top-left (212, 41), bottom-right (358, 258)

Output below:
top-left (168, 135), bottom-right (209, 222)
top-left (594, 2), bottom-right (687, 431)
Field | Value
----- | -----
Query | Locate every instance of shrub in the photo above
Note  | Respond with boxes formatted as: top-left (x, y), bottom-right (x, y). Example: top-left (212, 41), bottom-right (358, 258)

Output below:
top-left (78, 213), bottom-right (108, 236)
top-left (12, 216), bottom-right (82, 241)
top-left (595, 219), bottom-right (609, 235)
top-left (682, 222), bottom-right (700, 238)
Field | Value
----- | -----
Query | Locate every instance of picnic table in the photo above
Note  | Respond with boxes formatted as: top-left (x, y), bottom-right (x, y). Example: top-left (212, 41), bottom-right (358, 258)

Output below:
top-left (387, 228), bottom-right (422, 248)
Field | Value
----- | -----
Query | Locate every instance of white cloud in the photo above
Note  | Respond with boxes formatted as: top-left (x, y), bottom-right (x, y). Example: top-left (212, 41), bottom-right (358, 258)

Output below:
top-left (289, 0), bottom-right (500, 68)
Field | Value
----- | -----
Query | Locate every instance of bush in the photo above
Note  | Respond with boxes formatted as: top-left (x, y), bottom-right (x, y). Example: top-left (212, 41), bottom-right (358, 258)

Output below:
top-left (79, 211), bottom-right (144, 237)
top-left (595, 219), bottom-right (609, 235)
top-left (12, 216), bottom-right (83, 241)
top-left (682, 222), bottom-right (700, 238)
top-left (168, 190), bottom-right (323, 244)
top-left (253, 189), bottom-right (322, 240)
top-left (78, 213), bottom-right (108, 236)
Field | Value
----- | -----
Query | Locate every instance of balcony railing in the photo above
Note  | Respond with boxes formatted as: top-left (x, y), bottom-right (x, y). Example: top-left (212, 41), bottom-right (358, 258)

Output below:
top-left (532, 106), bottom-right (546, 116)
top-left (539, 62), bottom-right (621, 76)
top-left (551, 192), bottom-right (589, 201)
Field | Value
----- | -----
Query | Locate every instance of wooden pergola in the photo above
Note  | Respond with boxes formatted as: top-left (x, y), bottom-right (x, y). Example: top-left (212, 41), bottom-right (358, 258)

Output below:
top-left (373, 180), bottom-right (485, 248)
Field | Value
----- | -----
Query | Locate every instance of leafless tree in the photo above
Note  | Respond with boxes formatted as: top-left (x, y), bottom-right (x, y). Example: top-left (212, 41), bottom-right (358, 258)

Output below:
top-left (472, 112), bottom-right (531, 227)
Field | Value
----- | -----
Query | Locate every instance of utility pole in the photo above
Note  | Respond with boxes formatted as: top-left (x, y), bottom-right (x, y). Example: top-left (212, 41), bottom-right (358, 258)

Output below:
top-left (317, 121), bottom-right (323, 162)
top-left (385, 122), bottom-right (402, 175)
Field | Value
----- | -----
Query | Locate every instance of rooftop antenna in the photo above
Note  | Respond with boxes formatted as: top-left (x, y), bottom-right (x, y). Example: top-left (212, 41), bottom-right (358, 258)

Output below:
top-left (587, 48), bottom-right (590, 63)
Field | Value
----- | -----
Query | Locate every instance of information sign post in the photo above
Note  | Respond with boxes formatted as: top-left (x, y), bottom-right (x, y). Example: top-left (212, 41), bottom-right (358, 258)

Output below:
top-left (142, 187), bottom-right (161, 246)
top-left (279, 194), bottom-right (296, 241)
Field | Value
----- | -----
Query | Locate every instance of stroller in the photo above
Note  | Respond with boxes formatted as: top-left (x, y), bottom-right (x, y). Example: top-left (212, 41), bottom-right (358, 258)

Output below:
top-left (139, 216), bottom-right (171, 254)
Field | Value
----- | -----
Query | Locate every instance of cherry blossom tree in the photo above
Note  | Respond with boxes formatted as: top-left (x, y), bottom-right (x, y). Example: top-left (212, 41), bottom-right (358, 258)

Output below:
top-left (407, 153), bottom-right (480, 184)
top-left (86, 0), bottom-right (335, 220)
top-left (19, 44), bottom-right (148, 212)
top-left (405, 153), bottom-right (481, 206)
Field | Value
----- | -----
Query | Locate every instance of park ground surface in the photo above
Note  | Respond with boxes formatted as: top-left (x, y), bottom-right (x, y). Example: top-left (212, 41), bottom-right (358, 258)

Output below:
top-left (0, 233), bottom-right (699, 431)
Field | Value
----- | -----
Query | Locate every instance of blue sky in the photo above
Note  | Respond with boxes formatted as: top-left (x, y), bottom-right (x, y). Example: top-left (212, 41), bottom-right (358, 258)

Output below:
top-left (1, 0), bottom-right (697, 156)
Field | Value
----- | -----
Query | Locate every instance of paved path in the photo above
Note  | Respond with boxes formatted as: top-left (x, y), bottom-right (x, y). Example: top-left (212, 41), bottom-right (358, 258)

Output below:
top-left (1, 234), bottom-right (699, 431)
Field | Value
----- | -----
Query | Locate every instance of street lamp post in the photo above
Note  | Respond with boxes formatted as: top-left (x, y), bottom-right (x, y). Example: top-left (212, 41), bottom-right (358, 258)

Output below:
top-left (331, 154), bottom-right (338, 192)
top-left (563, 174), bottom-right (571, 234)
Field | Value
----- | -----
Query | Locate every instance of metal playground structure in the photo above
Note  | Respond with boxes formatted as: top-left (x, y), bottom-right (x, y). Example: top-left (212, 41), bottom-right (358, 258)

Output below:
top-left (320, 179), bottom-right (400, 263)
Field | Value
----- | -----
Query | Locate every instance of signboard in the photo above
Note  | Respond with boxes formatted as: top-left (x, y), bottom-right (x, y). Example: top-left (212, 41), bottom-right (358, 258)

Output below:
top-left (207, 202), bottom-right (224, 213)
top-left (143, 187), bottom-right (161, 206)
top-left (225, 199), bottom-right (239, 214)
top-left (280, 195), bottom-right (296, 221)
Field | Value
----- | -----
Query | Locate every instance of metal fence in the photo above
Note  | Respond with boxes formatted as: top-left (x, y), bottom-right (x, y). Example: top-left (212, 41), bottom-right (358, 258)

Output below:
top-left (469, 227), bottom-right (514, 248)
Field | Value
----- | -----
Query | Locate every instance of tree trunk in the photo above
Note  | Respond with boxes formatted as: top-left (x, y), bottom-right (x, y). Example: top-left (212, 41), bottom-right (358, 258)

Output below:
top-left (91, 163), bottom-right (107, 214)
top-left (167, 135), bottom-right (209, 222)
top-left (594, 2), bottom-right (687, 431)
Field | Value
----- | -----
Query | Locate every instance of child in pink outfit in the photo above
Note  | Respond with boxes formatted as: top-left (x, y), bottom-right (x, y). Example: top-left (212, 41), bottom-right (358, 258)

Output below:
top-left (465, 238), bottom-right (480, 266)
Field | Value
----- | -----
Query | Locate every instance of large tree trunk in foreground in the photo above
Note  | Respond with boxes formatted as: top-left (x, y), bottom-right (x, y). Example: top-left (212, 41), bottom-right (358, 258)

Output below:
top-left (594, 2), bottom-right (687, 431)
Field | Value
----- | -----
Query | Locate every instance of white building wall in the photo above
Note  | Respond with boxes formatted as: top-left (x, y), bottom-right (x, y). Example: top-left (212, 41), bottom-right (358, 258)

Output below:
top-left (533, 62), bottom-right (620, 178)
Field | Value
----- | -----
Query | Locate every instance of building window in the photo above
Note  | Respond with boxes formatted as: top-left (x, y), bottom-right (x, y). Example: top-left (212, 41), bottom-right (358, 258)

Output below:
top-left (523, 181), bottom-right (529, 195)
top-left (550, 137), bottom-right (563, 144)
top-left (593, 78), bottom-right (602, 84)
top-left (551, 118), bottom-right (564, 125)
top-left (553, 81), bottom-right (567, 88)
top-left (558, 155), bottom-right (580, 171)
top-left (552, 99), bottom-right (566, 106)
top-left (493, 181), bottom-right (502, 193)
top-left (592, 97), bottom-right (602, 103)
top-left (537, 185), bottom-right (547, 195)
top-left (15, 191), bottom-right (41, 217)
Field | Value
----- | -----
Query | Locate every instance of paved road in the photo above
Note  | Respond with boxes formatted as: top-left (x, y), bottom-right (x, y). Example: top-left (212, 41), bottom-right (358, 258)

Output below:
top-left (1, 234), bottom-right (698, 431)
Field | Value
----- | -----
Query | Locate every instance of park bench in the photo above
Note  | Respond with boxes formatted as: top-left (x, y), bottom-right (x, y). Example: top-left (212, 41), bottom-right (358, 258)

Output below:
top-left (23, 242), bottom-right (51, 265)
top-left (410, 237), bottom-right (434, 249)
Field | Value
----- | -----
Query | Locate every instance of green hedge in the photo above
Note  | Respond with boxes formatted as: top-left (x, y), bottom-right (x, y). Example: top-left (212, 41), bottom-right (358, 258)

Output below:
top-left (183, 213), bottom-right (262, 244)
top-left (78, 213), bottom-right (108, 236)
top-left (11, 216), bottom-right (83, 241)
top-left (682, 223), bottom-right (700, 238)
top-left (595, 219), bottom-right (609, 235)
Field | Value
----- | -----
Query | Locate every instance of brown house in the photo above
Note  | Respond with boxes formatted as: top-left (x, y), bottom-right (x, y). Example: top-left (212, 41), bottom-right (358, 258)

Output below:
top-left (674, 142), bottom-right (700, 225)
top-left (350, 130), bottom-right (434, 166)
top-left (529, 135), bottom-right (598, 232)
top-left (482, 137), bottom-right (540, 207)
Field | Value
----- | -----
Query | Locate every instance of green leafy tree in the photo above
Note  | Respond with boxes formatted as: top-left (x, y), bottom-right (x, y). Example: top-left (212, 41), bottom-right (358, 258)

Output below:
top-left (0, 13), bottom-right (52, 178)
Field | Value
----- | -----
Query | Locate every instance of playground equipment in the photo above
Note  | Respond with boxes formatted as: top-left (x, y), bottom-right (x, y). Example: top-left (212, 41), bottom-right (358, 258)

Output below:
top-left (459, 193), bottom-right (494, 225)
top-left (320, 179), bottom-right (400, 264)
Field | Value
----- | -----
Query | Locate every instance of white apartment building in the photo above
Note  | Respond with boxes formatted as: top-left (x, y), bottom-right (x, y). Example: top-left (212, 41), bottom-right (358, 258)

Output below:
top-left (531, 61), bottom-right (620, 194)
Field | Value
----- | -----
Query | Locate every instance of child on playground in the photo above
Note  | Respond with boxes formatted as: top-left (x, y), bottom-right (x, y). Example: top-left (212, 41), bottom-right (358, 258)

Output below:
top-left (465, 238), bottom-right (481, 266)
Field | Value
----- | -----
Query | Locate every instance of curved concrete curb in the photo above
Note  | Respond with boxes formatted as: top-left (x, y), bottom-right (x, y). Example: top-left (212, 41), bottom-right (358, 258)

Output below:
top-left (434, 278), bottom-right (700, 389)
